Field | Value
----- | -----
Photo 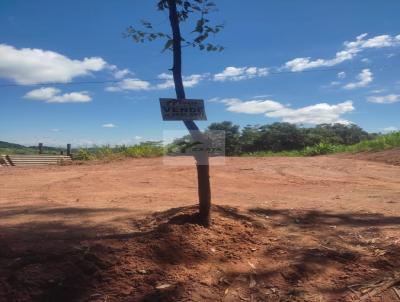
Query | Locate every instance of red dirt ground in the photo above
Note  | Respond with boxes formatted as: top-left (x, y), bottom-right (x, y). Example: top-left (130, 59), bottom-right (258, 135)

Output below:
top-left (0, 153), bottom-right (400, 301)
top-left (338, 148), bottom-right (400, 166)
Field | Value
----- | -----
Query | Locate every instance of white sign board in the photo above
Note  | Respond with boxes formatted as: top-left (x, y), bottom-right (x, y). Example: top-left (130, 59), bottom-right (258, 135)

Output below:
top-left (159, 98), bottom-right (207, 121)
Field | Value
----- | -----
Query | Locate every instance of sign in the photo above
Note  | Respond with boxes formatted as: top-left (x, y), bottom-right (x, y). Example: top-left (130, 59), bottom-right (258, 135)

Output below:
top-left (159, 98), bottom-right (207, 121)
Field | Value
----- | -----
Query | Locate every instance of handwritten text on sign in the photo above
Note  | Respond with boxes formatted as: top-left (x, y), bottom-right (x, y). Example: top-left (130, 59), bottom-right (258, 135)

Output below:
top-left (159, 98), bottom-right (207, 121)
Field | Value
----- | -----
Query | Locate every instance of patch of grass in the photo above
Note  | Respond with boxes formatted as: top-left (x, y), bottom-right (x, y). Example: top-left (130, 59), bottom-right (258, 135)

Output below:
top-left (244, 132), bottom-right (400, 157)
top-left (345, 131), bottom-right (400, 153)
top-left (242, 150), bottom-right (304, 157)
top-left (243, 143), bottom-right (344, 157)
top-left (301, 142), bottom-right (343, 156)
top-left (73, 149), bottom-right (94, 161)
top-left (122, 144), bottom-right (164, 158)
top-left (73, 142), bottom-right (165, 161)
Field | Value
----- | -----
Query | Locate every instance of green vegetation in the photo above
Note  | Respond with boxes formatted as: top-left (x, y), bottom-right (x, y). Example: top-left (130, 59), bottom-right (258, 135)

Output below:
top-left (73, 142), bottom-right (164, 161)
top-left (170, 121), bottom-right (398, 157)
top-left (244, 143), bottom-right (341, 157)
top-left (0, 141), bottom-right (63, 155)
top-left (0, 140), bottom-right (164, 160)
top-left (2, 124), bottom-right (399, 160)
top-left (344, 130), bottom-right (400, 153)
top-left (204, 121), bottom-right (377, 155)
top-left (245, 131), bottom-right (400, 157)
top-left (0, 141), bottom-right (25, 149)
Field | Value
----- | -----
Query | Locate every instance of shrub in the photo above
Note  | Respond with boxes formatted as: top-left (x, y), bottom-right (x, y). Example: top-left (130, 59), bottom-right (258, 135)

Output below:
top-left (123, 144), bottom-right (164, 158)
top-left (71, 143), bottom-right (164, 161)
top-left (301, 143), bottom-right (338, 156)
top-left (94, 146), bottom-right (123, 160)
top-left (74, 149), bottom-right (93, 160)
top-left (347, 131), bottom-right (400, 152)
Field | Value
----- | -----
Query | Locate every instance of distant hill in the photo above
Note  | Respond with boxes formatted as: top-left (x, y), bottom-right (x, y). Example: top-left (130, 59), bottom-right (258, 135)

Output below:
top-left (0, 141), bottom-right (64, 155)
top-left (0, 141), bottom-right (27, 149)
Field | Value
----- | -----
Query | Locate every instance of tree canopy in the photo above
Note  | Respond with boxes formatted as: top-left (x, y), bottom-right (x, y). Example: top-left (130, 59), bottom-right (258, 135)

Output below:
top-left (172, 122), bottom-right (376, 155)
top-left (125, 0), bottom-right (224, 53)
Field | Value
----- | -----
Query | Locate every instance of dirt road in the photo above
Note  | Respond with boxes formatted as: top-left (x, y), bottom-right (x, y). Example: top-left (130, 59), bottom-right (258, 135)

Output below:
top-left (1, 156), bottom-right (399, 228)
top-left (0, 155), bottom-right (399, 301)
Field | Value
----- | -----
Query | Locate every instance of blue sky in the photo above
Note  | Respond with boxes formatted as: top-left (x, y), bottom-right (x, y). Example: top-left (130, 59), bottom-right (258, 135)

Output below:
top-left (0, 0), bottom-right (399, 146)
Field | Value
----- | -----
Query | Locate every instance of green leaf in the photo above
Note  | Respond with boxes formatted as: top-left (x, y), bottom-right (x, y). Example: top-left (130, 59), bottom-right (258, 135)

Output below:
top-left (162, 39), bottom-right (173, 52)
top-left (197, 18), bottom-right (205, 31)
top-left (140, 20), bottom-right (153, 29)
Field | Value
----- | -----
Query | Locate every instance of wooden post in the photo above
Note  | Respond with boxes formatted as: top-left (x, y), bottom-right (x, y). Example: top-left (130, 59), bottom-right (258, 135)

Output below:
top-left (67, 144), bottom-right (71, 157)
top-left (167, 0), bottom-right (212, 227)
top-left (38, 143), bottom-right (43, 154)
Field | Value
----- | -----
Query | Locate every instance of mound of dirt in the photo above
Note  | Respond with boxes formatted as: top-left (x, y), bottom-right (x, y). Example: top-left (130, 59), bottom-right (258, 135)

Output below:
top-left (337, 148), bottom-right (400, 166)
top-left (1, 205), bottom-right (399, 302)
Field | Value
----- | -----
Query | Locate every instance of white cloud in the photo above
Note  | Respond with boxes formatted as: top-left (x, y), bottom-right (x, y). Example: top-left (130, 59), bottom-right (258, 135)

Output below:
top-left (367, 94), bottom-right (400, 104)
top-left (50, 128), bottom-right (61, 132)
top-left (343, 69), bottom-right (373, 89)
top-left (182, 74), bottom-right (205, 87)
top-left (370, 89), bottom-right (386, 94)
top-left (25, 87), bottom-right (59, 100)
top-left (154, 75), bottom-right (174, 89)
top-left (106, 66), bottom-right (271, 93)
top-left (216, 98), bottom-right (354, 124)
top-left (134, 136), bottom-right (142, 140)
top-left (139, 67), bottom-right (269, 89)
top-left (266, 101), bottom-right (354, 124)
top-left (207, 97), bottom-right (223, 103)
top-left (253, 94), bottom-right (273, 99)
top-left (382, 126), bottom-right (398, 133)
top-left (356, 34), bottom-right (399, 48)
top-left (106, 73), bottom-right (204, 92)
top-left (361, 58), bottom-right (371, 63)
top-left (155, 73), bottom-right (204, 89)
top-left (24, 87), bottom-right (92, 103)
top-left (284, 57), bottom-right (335, 72)
top-left (102, 123), bottom-right (117, 128)
top-left (337, 71), bottom-right (346, 79)
top-left (107, 65), bottom-right (133, 79)
top-left (113, 68), bottom-right (131, 79)
top-left (0, 44), bottom-right (107, 84)
top-left (106, 78), bottom-right (151, 91)
top-left (213, 66), bottom-right (268, 81)
top-left (284, 33), bottom-right (400, 72)
top-left (221, 98), bottom-right (284, 114)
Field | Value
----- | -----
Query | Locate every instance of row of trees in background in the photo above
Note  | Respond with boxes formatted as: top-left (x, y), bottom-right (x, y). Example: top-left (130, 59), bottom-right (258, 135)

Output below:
top-left (204, 121), bottom-right (377, 155)
top-left (0, 122), bottom-right (383, 158)
top-left (71, 121), bottom-right (383, 160)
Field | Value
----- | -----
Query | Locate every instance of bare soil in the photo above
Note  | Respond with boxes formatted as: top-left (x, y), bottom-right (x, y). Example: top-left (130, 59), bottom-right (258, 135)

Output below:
top-left (338, 148), bottom-right (400, 166)
top-left (0, 153), bottom-right (400, 301)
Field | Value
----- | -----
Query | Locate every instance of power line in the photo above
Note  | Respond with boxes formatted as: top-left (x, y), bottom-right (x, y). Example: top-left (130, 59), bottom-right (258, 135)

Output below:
top-left (0, 79), bottom-right (126, 88)
top-left (0, 64), bottom-right (396, 88)
top-left (0, 78), bottom-right (171, 88)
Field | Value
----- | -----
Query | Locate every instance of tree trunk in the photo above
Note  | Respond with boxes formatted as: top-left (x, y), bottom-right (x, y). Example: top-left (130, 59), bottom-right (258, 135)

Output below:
top-left (167, 0), bottom-right (211, 227)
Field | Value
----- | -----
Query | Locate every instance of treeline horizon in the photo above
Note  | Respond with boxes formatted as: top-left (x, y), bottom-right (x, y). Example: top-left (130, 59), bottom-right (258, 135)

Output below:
top-left (173, 121), bottom-right (379, 156)
top-left (1, 121), bottom-right (393, 157)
